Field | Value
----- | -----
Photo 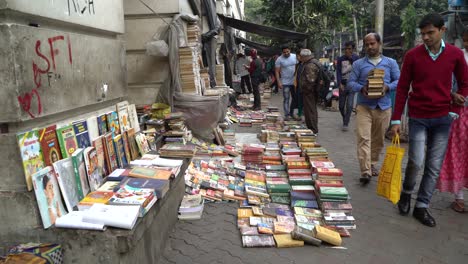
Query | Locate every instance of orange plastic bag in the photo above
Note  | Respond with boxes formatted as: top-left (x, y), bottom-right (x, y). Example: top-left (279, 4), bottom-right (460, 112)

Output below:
top-left (376, 134), bottom-right (405, 204)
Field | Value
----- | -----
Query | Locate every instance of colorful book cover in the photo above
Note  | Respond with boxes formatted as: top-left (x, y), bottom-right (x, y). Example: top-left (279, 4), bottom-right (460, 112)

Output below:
top-left (32, 166), bottom-right (67, 228)
top-left (106, 111), bottom-right (120, 136)
top-left (128, 167), bottom-right (172, 180)
top-left (103, 132), bottom-right (118, 174)
top-left (118, 177), bottom-right (170, 199)
top-left (121, 131), bottom-right (132, 163)
top-left (73, 120), bottom-right (91, 149)
top-left (97, 114), bottom-right (108, 136)
top-left (56, 125), bottom-right (79, 158)
top-left (77, 191), bottom-right (114, 210)
top-left (116, 101), bottom-right (131, 132)
top-left (92, 136), bottom-right (107, 178)
top-left (38, 125), bottom-right (62, 166)
top-left (53, 157), bottom-right (80, 212)
top-left (113, 135), bottom-right (128, 169)
top-left (135, 133), bottom-right (150, 156)
top-left (86, 116), bottom-right (99, 142)
top-left (17, 129), bottom-right (45, 191)
top-left (71, 148), bottom-right (90, 200)
top-left (83, 147), bottom-right (104, 192)
top-left (108, 185), bottom-right (155, 207)
top-left (128, 104), bottom-right (140, 132)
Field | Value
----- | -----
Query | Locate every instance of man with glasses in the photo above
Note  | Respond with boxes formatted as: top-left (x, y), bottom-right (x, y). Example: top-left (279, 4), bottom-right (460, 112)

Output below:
top-left (390, 13), bottom-right (468, 227)
top-left (275, 44), bottom-right (298, 120)
top-left (337, 41), bottom-right (360, 131)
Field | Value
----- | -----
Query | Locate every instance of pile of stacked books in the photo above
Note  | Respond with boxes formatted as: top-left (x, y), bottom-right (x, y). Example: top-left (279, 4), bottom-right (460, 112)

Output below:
top-left (239, 117), bottom-right (252, 127)
top-left (367, 68), bottom-right (385, 98)
top-left (241, 144), bottom-right (265, 164)
top-left (250, 112), bottom-right (265, 126)
top-left (159, 144), bottom-right (196, 158)
top-left (260, 130), bottom-right (279, 142)
top-left (163, 112), bottom-right (191, 144)
top-left (178, 194), bottom-right (204, 220)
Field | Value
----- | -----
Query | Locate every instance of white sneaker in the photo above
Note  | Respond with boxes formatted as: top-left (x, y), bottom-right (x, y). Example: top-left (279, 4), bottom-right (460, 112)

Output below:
top-left (342, 125), bottom-right (349, 131)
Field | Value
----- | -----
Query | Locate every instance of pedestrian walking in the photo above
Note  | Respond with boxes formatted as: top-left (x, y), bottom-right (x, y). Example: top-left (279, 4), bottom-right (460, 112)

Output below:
top-left (436, 31), bottom-right (468, 213)
top-left (390, 13), bottom-right (468, 227)
top-left (275, 44), bottom-right (298, 120)
top-left (246, 49), bottom-right (262, 110)
top-left (337, 41), bottom-right (360, 131)
top-left (347, 33), bottom-right (400, 185)
top-left (234, 53), bottom-right (252, 94)
top-left (297, 49), bottom-right (320, 133)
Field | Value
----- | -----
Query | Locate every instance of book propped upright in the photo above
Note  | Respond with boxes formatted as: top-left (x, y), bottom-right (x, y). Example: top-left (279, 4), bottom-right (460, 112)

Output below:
top-left (97, 114), bottom-right (108, 136)
top-left (106, 111), bottom-right (120, 137)
top-left (116, 101), bottom-right (131, 132)
top-left (83, 147), bottom-right (104, 192)
top-left (103, 132), bottom-right (118, 174)
top-left (32, 166), bottom-right (67, 229)
top-left (56, 125), bottom-right (79, 158)
top-left (128, 104), bottom-right (140, 132)
top-left (53, 157), bottom-right (80, 212)
top-left (17, 129), bottom-right (45, 191)
top-left (71, 148), bottom-right (90, 200)
top-left (38, 125), bottom-right (62, 166)
top-left (73, 120), bottom-right (91, 148)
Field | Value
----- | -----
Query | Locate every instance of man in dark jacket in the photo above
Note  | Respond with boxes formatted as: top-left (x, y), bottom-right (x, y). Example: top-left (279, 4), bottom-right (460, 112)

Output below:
top-left (246, 49), bottom-right (262, 110)
top-left (297, 49), bottom-right (321, 133)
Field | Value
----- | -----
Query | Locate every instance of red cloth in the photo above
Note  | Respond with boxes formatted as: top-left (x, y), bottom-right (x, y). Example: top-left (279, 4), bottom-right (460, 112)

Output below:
top-left (391, 44), bottom-right (468, 121)
top-left (437, 107), bottom-right (468, 194)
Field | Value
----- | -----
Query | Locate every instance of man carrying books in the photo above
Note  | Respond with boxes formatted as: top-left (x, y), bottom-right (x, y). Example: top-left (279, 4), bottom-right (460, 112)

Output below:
top-left (347, 33), bottom-right (400, 184)
top-left (390, 13), bottom-right (468, 227)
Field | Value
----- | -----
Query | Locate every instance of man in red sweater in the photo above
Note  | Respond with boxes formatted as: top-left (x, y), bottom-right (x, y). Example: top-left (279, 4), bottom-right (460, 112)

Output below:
top-left (390, 13), bottom-right (468, 227)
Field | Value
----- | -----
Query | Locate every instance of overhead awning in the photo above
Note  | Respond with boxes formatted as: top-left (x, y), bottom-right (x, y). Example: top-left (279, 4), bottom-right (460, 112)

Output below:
top-left (235, 36), bottom-right (281, 57)
top-left (219, 15), bottom-right (308, 41)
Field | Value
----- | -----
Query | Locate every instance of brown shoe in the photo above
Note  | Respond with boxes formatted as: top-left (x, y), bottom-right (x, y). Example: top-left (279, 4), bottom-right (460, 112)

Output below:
top-left (371, 165), bottom-right (379, 177)
top-left (451, 199), bottom-right (465, 213)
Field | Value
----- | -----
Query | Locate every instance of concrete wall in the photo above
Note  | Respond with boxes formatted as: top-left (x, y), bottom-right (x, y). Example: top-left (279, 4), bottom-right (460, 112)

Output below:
top-left (124, 0), bottom-right (195, 105)
top-left (0, 0), bottom-right (127, 253)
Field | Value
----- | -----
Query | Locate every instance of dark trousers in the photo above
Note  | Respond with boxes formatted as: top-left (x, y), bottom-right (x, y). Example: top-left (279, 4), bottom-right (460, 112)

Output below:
top-left (240, 75), bottom-right (252, 93)
top-left (303, 90), bottom-right (318, 133)
top-left (290, 87), bottom-right (303, 116)
top-left (339, 88), bottom-right (354, 126)
top-left (251, 77), bottom-right (261, 108)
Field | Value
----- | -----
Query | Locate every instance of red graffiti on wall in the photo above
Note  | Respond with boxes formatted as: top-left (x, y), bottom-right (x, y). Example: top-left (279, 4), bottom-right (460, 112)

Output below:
top-left (18, 35), bottom-right (72, 118)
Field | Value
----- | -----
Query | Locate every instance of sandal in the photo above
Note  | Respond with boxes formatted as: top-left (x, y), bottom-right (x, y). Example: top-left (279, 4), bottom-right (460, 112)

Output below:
top-left (451, 200), bottom-right (465, 213)
top-left (371, 165), bottom-right (379, 177)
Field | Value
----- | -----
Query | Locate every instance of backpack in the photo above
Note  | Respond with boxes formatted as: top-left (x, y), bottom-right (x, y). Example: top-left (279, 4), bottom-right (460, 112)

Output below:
top-left (312, 60), bottom-right (330, 86)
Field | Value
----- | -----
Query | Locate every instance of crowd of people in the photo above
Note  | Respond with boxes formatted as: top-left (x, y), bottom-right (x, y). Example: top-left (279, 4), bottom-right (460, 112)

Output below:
top-left (232, 13), bottom-right (467, 227)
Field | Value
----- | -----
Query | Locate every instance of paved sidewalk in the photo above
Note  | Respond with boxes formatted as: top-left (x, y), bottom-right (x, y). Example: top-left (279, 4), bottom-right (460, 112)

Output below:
top-left (160, 94), bottom-right (468, 264)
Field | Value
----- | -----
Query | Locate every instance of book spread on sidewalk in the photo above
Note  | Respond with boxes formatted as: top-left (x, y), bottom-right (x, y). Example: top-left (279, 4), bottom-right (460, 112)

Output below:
top-left (82, 203), bottom-right (140, 230)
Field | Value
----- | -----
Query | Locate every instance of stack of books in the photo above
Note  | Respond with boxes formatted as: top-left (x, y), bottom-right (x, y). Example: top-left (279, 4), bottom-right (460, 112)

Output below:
top-left (159, 143), bottom-right (196, 158)
top-left (186, 23), bottom-right (200, 46)
top-left (315, 168), bottom-right (344, 187)
top-left (317, 186), bottom-right (349, 203)
top-left (178, 194), bottom-right (204, 220)
top-left (266, 177), bottom-right (291, 205)
top-left (239, 118), bottom-right (252, 127)
top-left (241, 144), bottom-right (265, 164)
top-left (179, 47), bottom-right (201, 94)
top-left (260, 130), bottom-right (279, 143)
top-left (163, 112), bottom-right (190, 144)
top-left (303, 147), bottom-right (329, 160)
top-left (367, 68), bottom-right (385, 98)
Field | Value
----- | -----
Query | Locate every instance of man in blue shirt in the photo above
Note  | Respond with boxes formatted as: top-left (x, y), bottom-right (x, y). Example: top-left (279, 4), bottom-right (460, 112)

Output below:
top-left (347, 33), bottom-right (400, 184)
top-left (275, 44), bottom-right (298, 120)
top-left (337, 41), bottom-right (360, 131)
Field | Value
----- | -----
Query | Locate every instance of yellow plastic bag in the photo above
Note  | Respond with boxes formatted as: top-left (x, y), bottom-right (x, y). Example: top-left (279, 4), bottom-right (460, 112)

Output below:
top-left (151, 103), bottom-right (171, 119)
top-left (376, 134), bottom-right (406, 204)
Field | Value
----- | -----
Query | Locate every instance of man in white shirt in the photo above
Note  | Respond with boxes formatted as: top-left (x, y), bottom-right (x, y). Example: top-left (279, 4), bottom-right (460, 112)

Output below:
top-left (275, 44), bottom-right (298, 120)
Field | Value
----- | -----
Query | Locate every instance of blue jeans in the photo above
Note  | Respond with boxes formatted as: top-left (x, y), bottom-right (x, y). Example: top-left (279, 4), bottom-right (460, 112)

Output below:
top-left (339, 88), bottom-right (355, 126)
top-left (402, 115), bottom-right (452, 208)
top-left (283, 85), bottom-right (293, 117)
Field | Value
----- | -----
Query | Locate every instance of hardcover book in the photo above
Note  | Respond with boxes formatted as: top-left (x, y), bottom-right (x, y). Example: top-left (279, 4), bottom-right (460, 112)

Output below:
top-left (113, 134), bottom-right (128, 169)
top-left (116, 101), bottom-right (131, 132)
top-left (17, 129), bottom-right (45, 191)
top-left (128, 104), bottom-right (140, 132)
top-left (83, 147), bottom-right (104, 192)
top-left (121, 131), bottom-right (133, 164)
top-left (73, 120), bottom-right (91, 148)
top-left (86, 116), bottom-right (99, 142)
top-left (53, 157), bottom-right (80, 212)
top-left (56, 125), bottom-right (79, 158)
top-left (97, 180), bottom-right (121, 192)
top-left (71, 148), bottom-right (90, 200)
top-left (291, 226), bottom-right (322, 246)
top-left (240, 226), bottom-right (260, 236)
top-left (118, 177), bottom-right (170, 199)
top-left (313, 225), bottom-right (342, 246)
top-left (77, 190), bottom-right (114, 211)
top-left (238, 208), bottom-right (254, 218)
top-left (126, 128), bottom-right (140, 160)
top-left (242, 235), bottom-right (275, 247)
top-left (106, 111), bottom-right (120, 136)
top-left (92, 136), bottom-right (107, 178)
top-left (103, 132), bottom-right (118, 174)
top-left (97, 114), bottom-right (108, 136)
top-left (273, 234), bottom-right (304, 248)
top-left (274, 221), bottom-right (295, 234)
top-left (38, 125), bottom-right (62, 166)
top-left (82, 203), bottom-right (140, 230)
top-left (128, 167), bottom-right (172, 180)
top-left (32, 166), bottom-right (67, 228)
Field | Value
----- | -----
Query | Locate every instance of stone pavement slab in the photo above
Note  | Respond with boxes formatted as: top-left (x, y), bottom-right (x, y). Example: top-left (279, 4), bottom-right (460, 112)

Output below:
top-left (160, 94), bottom-right (468, 264)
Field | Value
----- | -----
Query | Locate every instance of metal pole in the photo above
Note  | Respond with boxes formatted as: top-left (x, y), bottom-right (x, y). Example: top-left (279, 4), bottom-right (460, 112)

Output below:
top-left (375, 0), bottom-right (385, 41)
top-left (353, 13), bottom-right (359, 51)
